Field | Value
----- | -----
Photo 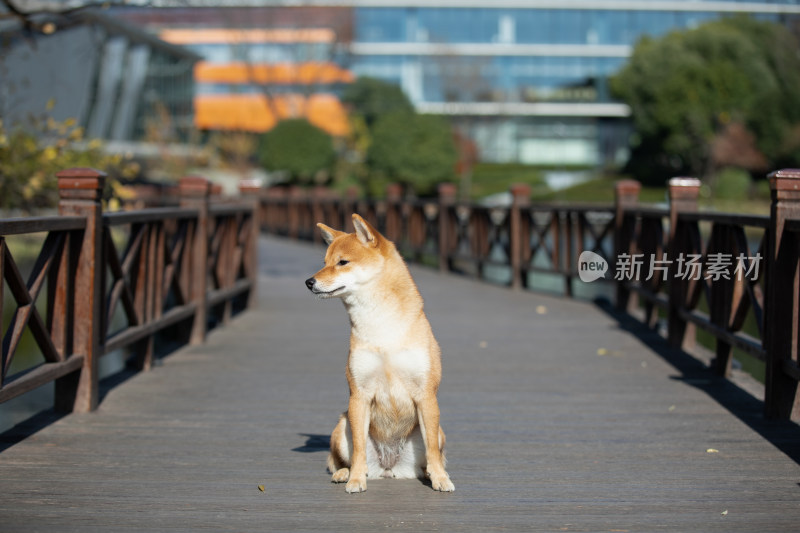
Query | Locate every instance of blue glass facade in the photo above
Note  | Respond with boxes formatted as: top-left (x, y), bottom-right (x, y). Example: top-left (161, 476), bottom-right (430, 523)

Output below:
top-left (349, 2), bottom-right (800, 165)
top-left (356, 8), bottom-right (739, 45)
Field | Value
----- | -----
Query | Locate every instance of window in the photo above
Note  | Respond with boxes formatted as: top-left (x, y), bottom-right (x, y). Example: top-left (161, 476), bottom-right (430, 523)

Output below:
top-left (356, 8), bottom-right (406, 42)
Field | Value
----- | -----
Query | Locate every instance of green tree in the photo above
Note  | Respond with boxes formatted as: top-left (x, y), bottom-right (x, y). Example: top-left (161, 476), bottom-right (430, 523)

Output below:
top-left (341, 77), bottom-right (414, 130)
top-left (258, 119), bottom-right (335, 185)
top-left (611, 17), bottom-right (800, 183)
top-left (367, 111), bottom-right (457, 196)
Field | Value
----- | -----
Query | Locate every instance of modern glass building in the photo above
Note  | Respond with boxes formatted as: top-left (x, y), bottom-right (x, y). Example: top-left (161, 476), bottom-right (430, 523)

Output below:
top-left (121, 1), bottom-right (800, 166)
top-left (348, 1), bottom-right (800, 166)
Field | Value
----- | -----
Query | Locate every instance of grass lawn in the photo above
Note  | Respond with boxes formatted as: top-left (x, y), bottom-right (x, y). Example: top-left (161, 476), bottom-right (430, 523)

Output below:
top-left (467, 163), bottom-right (772, 214)
top-left (466, 163), bottom-right (550, 200)
top-left (534, 175), bottom-right (667, 204)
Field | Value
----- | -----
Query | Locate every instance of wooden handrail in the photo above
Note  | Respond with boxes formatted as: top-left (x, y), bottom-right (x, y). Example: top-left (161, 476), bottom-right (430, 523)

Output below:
top-left (0, 169), bottom-right (258, 414)
top-left (0, 216), bottom-right (87, 235)
top-left (103, 207), bottom-right (199, 225)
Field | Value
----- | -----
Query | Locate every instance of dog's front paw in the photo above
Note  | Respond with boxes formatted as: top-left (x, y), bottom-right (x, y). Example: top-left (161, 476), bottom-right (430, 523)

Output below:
top-left (345, 473), bottom-right (367, 493)
top-left (331, 468), bottom-right (349, 483)
top-left (428, 470), bottom-right (455, 492)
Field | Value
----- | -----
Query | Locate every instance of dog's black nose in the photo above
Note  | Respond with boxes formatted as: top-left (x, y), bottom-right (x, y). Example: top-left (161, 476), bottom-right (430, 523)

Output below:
top-left (305, 278), bottom-right (316, 290)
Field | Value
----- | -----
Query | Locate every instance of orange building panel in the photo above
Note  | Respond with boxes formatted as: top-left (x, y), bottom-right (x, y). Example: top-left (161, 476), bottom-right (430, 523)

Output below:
top-left (195, 93), bottom-right (350, 137)
top-left (306, 95), bottom-right (351, 137)
top-left (195, 62), bottom-right (355, 85)
top-left (160, 28), bottom-right (336, 44)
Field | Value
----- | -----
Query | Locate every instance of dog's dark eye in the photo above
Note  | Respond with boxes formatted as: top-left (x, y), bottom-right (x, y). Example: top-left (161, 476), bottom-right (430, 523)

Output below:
top-left (338, 260), bottom-right (349, 266)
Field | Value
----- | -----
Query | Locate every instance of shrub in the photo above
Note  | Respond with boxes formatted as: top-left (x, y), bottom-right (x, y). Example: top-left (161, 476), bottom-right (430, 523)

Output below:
top-left (367, 112), bottom-right (457, 196)
top-left (258, 119), bottom-right (335, 185)
top-left (0, 113), bottom-right (138, 211)
top-left (713, 167), bottom-right (752, 201)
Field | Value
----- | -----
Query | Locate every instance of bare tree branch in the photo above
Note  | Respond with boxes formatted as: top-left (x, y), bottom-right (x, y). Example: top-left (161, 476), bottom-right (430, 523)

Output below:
top-left (0, 0), bottom-right (152, 32)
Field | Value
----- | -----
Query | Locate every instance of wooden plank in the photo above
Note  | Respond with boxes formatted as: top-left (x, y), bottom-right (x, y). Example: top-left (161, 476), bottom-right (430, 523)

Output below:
top-left (209, 204), bottom-right (252, 217)
top-left (0, 215), bottom-right (86, 235)
top-left (627, 206), bottom-right (669, 218)
top-left (163, 221), bottom-right (188, 305)
top-left (104, 228), bottom-right (140, 331)
top-left (25, 232), bottom-right (63, 302)
top-left (103, 207), bottom-right (198, 226)
top-left (103, 303), bottom-right (197, 354)
top-left (0, 354), bottom-right (84, 403)
top-left (529, 203), bottom-right (613, 214)
top-left (206, 279), bottom-right (252, 307)
top-left (678, 307), bottom-right (765, 360)
top-left (2, 242), bottom-right (62, 374)
top-left (47, 231), bottom-right (70, 361)
top-left (2, 244), bottom-right (33, 305)
top-left (154, 222), bottom-right (165, 321)
top-left (179, 221), bottom-right (194, 306)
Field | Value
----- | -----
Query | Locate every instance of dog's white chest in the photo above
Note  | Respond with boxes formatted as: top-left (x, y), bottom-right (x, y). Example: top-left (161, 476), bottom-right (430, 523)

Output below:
top-left (350, 347), bottom-right (429, 397)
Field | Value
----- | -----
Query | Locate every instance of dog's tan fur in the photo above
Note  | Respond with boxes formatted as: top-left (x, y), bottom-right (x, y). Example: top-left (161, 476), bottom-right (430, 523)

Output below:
top-left (305, 214), bottom-right (454, 493)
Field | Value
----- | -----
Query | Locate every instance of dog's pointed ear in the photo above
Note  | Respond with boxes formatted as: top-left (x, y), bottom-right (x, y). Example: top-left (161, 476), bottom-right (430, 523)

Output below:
top-left (352, 214), bottom-right (379, 247)
top-left (317, 223), bottom-right (344, 245)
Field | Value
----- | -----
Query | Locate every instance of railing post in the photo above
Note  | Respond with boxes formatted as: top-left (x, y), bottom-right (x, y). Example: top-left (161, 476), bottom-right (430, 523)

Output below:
top-left (438, 182), bottom-right (457, 273)
top-left (55, 168), bottom-right (105, 413)
top-left (265, 186), bottom-right (287, 234)
top-left (311, 186), bottom-right (327, 244)
top-left (180, 176), bottom-right (211, 345)
top-left (614, 180), bottom-right (641, 312)
top-left (288, 186), bottom-right (303, 239)
top-left (764, 169), bottom-right (800, 420)
top-left (344, 186), bottom-right (360, 232)
top-left (667, 177), bottom-right (700, 352)
top-left (384, 183), bottom-right (403, 243)
top-left (238, 179), bottom-right (262, 309)
top-left (509, 184), bottom-right (531, 289)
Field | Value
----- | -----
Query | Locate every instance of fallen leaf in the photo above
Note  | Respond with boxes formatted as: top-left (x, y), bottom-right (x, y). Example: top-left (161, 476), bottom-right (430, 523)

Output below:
top-left (258, 484), bottom-right (265, 492)
top-left (536, 305), bottom-right (547, 315)
top-left (721, 510), bottom-right (728, 516)
top-left (479, 341), bottom-right (488, 349)
top-left (707, 448), bottom-right (719, 454)
top-left (668, 405), bottom-right (676, 412)
top-left (597, 348), bottom-right (608, 356)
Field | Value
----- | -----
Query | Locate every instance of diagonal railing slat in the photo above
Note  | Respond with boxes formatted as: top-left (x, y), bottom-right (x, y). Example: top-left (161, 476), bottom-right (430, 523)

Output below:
top-left (0, 170), bottom-right (257, 412)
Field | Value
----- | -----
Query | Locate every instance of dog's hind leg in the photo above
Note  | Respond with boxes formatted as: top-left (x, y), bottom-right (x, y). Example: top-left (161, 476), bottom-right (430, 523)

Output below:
top-left (417, 398), bottom-right (454, 491)
top-left (328, 413), bottom-right (351, 483)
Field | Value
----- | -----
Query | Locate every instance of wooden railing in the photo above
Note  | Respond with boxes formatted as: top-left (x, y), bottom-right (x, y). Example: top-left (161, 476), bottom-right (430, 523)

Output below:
top-left (1, 169), bottom-right (257, 413)
top-left (245, 170), bottom-right (800, 421)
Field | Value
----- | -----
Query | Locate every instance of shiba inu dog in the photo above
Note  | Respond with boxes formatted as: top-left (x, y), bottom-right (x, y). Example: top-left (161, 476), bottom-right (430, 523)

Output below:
top-left (304, 214), bottom-right (454, 493)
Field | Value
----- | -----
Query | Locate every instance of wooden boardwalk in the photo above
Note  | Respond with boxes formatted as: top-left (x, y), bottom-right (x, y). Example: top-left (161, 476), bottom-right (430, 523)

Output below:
top-left (1, 234), bottom-right (800, 532)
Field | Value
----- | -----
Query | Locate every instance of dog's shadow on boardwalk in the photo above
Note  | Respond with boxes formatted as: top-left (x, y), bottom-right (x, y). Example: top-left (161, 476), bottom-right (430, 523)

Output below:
top-left (595, 299), bottom-right (800, 468)
top-left (292, 433), bottom-right (330, 453)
